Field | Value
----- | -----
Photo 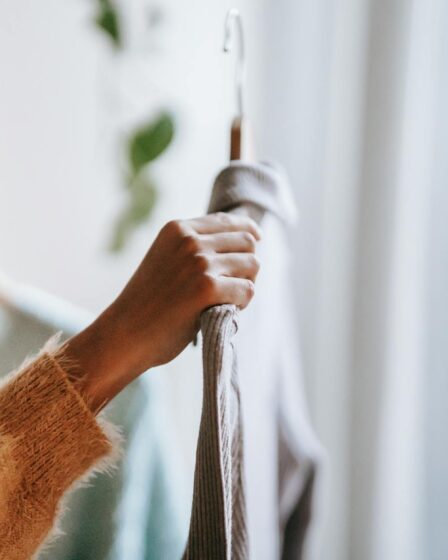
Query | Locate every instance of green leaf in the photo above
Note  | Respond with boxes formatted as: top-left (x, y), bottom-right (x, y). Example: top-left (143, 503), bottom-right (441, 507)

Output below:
top-left (110, 177), bottom-right (158, 252)
top-left (129, 113), bottom-right (174, 175)
top-left (95, 2), bottom-right (121, 47)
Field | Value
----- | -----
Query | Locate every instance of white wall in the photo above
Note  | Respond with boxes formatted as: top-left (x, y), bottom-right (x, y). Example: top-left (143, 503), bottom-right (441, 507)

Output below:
top-left (0, 0), bottom-right (270, 495)
top-left (0, 0), bottom-right (267, 313)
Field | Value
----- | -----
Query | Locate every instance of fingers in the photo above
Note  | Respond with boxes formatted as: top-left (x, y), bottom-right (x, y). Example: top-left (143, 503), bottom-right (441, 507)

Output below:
top-left (161, 214), bottom-right (261, 311)
top-left (212, 277), bottom-right (255, 309)
top-left (189, 213), bottom-right (261, 241)
top-left (197, 254), bottom-right (259, 309)
top-left (211, 253), bottom-right (260, 281)
top-left (200, 231), bottom-right (257, 253)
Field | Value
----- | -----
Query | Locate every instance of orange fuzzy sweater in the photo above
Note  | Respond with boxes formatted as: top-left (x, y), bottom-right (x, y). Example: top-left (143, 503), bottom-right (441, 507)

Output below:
top-left (0, 340), bottom-right (120, 560)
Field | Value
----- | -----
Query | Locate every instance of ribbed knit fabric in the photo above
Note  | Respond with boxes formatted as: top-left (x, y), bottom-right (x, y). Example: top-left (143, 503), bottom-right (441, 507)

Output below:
top-left (184, 305), bottom-right (247, 560)
top-left (183, 162), bottom-right (292, 560)
top-left (185, 161), bottom-right (322, 560)
top-left (0, 338), bottom-right (120, 560)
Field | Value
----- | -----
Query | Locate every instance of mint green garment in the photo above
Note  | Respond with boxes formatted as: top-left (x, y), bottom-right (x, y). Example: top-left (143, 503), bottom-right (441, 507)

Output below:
top-left (0, 283), bottom-right (189, 560)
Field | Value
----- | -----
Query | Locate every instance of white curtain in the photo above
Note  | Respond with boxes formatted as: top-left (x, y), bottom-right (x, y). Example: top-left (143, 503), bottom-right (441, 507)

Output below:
top-left (260, 1), bottom-right (447, 559)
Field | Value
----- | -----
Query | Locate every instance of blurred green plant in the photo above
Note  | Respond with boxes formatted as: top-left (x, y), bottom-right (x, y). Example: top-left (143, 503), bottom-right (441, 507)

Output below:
top-left (94, 0), bottom-right (121, 47)
top-left (111, 112), bottom-right (175, 251)
top-left (129, 112), bottom-right (174, 176)
top-left (92, 1), bottom-right (175, 251)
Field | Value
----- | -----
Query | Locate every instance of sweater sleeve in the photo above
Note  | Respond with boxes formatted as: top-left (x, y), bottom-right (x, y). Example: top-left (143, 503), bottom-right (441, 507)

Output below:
top-left (184, 305), bottom-right (248, 560)
top-left (0, 345), bottom-right (121, 560)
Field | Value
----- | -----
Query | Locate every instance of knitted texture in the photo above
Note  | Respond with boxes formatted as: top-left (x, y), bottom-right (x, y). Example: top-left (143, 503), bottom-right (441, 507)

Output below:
top-left (185, 161), bottom-right (321, 560)
top-left (184, 305), bottom-right (247, 560)
top-left (209, 162), bottom-right (298, 226)
top-left (0, 340), bottom-right (120, 560)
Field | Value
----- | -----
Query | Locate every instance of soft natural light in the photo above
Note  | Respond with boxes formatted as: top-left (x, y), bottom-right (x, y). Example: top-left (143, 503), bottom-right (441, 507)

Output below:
top-left (0, 2), bottom-right (446, 560)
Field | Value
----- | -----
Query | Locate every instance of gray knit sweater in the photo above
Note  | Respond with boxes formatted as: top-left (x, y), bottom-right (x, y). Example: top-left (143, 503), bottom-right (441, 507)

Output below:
top-left (184, 305), bottom-right (246, 560)
top-left (184, 163), bottom-right (322, 560)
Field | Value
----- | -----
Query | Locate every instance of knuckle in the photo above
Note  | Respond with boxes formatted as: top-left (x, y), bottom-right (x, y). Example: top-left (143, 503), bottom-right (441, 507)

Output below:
top-left (250, 254), bottom-right (261, 271)
top-left (243, 231), bottom-right (256, 250)
top-left (239, 279), bottom-right (255, 309)
top-left (215, 211), bottom-right (233, 225)
top-left (164, 219), bottom-right (184, 237)
top-left (192, 253), bottom-right (210, 273)
top-left (245, 279), bottom-right (255, 301)
top-left (181, 233), bottom-right (201, 254)
top-left (198, 273), bottom-right (217, 302)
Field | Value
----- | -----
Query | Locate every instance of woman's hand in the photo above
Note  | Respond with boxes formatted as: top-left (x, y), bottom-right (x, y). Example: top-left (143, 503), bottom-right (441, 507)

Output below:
top-left (63, 213), bottom-right (261, 411)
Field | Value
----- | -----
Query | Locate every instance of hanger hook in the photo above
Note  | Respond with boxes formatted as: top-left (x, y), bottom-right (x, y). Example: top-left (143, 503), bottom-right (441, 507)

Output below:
top-left (223, 8), bottom-right (245, 118)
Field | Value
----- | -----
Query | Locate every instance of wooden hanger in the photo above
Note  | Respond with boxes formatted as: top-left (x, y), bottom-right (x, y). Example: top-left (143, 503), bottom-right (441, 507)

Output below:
top-left (224, 9), bottom-right (253, 161)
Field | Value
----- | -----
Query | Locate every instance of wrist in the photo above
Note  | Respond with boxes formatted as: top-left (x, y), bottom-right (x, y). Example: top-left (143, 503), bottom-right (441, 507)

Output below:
top-left (62, 309), bottom-right (132, 412)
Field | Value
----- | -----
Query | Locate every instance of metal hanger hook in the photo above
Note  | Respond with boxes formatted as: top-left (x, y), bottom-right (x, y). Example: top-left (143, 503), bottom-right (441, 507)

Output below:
top-left (223, 8), bottom-right (245, 118)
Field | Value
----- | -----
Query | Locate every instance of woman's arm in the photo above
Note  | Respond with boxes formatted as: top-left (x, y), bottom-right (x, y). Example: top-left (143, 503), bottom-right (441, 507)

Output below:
top-left (0, 214), bottom-right (260, 560)
top-left (64, 213), bottom-right (261, 411)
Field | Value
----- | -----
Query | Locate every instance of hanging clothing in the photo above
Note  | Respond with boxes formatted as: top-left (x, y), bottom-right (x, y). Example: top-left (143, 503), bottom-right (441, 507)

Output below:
top-left (184, 304), bottom-right (247, 560)
top-left (185, 162), bottom-right (323, 559)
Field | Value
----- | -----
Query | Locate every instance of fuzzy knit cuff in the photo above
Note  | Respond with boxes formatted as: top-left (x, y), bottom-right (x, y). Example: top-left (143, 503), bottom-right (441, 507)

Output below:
top-left (0, 340), bottom-right (121, 560)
